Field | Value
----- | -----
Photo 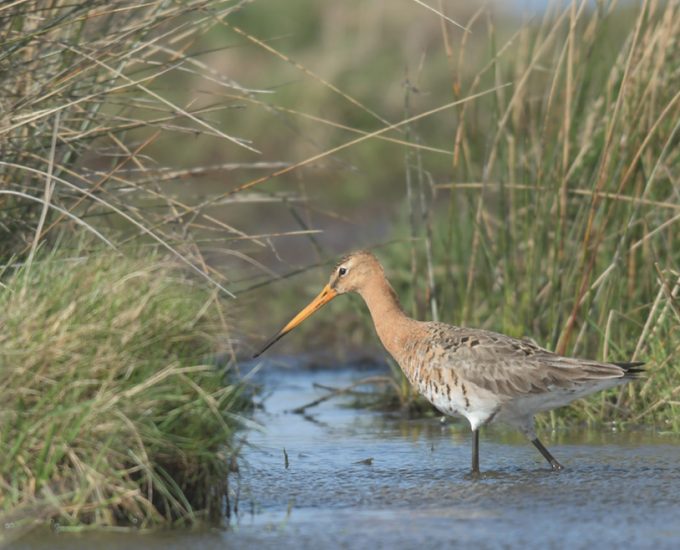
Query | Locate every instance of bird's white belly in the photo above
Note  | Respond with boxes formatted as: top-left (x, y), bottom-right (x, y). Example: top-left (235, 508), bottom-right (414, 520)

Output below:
top-left (417, 376), bottom-right (625, 433)
top-left (418, 378), bottom-right (500, 432)
top-left (499, 379), bottom-right (626, 421)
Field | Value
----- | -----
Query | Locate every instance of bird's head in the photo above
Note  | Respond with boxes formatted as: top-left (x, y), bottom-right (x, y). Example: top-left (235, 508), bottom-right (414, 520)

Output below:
top-left (253, 250), bottom-right (381, 357)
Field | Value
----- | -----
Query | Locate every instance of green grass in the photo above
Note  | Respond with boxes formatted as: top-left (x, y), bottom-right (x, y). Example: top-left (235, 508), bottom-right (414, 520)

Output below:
top-left (0, 246), bottom-right (246, 532)
top-left (388, 1), bottom-right (680, 428)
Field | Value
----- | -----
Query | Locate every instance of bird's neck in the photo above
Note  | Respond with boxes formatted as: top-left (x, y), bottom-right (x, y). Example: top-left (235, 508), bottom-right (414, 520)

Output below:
top-left (358, 275), bottom-right (417, 363)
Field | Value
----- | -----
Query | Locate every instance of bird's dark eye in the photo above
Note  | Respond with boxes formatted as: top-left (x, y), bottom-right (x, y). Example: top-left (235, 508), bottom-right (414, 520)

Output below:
top-left (338, 267), bottom-right (347, 276)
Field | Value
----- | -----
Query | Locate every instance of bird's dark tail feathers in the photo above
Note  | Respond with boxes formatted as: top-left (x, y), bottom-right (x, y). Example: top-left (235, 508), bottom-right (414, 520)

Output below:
top-left (614, 361), bottom-right (646, 378)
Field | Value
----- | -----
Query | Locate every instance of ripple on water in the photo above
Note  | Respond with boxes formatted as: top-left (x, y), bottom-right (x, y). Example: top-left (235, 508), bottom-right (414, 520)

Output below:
top-left (10, 365), bottom-right (680, 550)
top-left (233, 366), bottom-right (680, 549)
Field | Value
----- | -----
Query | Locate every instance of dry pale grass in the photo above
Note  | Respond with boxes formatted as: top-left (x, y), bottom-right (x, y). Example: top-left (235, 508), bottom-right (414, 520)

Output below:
top-left (281, 1), bottom-right (680, 428)
top-left (429, 0), bottom-right (680, 427)
top-left (0, 0), bottom-right (311, 285)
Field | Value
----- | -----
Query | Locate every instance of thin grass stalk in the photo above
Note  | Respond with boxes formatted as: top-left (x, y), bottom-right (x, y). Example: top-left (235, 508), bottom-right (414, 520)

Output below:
top-left (558, 0), bottom-right (651, 354)
top-left (403, 79), bottom-right (419, 318)
top-left (25, 111), bottom-right (60, 274)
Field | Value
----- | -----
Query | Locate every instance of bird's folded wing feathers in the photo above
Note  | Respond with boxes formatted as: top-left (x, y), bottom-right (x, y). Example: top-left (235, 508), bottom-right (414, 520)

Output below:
top-left (426, 325), bottom-right (628, 398)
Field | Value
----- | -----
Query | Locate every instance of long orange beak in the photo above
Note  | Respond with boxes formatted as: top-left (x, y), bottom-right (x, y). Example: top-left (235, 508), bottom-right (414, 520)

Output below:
top-left (253, 284), bottom-right (338, 358)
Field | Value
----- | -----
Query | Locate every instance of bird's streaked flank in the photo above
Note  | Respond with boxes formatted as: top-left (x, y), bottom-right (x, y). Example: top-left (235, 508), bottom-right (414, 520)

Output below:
top-left (255, 251), bottom-right (644, 474)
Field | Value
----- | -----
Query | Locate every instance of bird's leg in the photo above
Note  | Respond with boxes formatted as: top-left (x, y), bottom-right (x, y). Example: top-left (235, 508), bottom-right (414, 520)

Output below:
top-left (531, 437), bottom-right (564, 471)
top-left (471, 429), bottom-right (480, 476)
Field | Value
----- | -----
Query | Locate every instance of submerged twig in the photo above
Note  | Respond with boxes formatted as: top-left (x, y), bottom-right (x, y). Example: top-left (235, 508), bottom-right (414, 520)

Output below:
top-left (290, 376), bottom-right (399, 414)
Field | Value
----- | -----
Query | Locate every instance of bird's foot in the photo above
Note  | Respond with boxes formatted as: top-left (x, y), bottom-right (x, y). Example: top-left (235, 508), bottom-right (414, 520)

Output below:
top-left (468, 468), bottom-right (482, 480)
top-left (550, 460), bottom-right (564, 472)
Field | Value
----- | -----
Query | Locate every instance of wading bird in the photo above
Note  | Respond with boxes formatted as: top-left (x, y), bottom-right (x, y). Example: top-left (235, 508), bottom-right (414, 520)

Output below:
top-left (254, 251), bottom-right (643, 474)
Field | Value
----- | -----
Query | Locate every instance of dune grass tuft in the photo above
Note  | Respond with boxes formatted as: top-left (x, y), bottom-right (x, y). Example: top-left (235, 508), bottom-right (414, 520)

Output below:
top-left (0, 247), bottom-right (245, 530)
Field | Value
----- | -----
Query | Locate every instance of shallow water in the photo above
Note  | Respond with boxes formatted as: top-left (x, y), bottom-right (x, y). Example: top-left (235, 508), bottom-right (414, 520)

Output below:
top-left (8, 363), bottom-right (680, 549)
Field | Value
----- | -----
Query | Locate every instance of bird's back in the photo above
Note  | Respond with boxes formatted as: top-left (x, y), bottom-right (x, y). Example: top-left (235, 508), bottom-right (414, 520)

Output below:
top-left (396, 321), bottom-right (642, 428)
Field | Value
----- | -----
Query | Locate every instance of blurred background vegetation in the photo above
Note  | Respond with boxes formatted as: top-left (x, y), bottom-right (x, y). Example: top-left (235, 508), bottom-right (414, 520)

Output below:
top-left (1, 0), bottom-right (679, 528)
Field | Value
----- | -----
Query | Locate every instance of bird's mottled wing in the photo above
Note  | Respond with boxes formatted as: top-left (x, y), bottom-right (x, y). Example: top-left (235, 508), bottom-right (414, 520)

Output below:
top-left (424, 323), bottom-right (627, 398)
